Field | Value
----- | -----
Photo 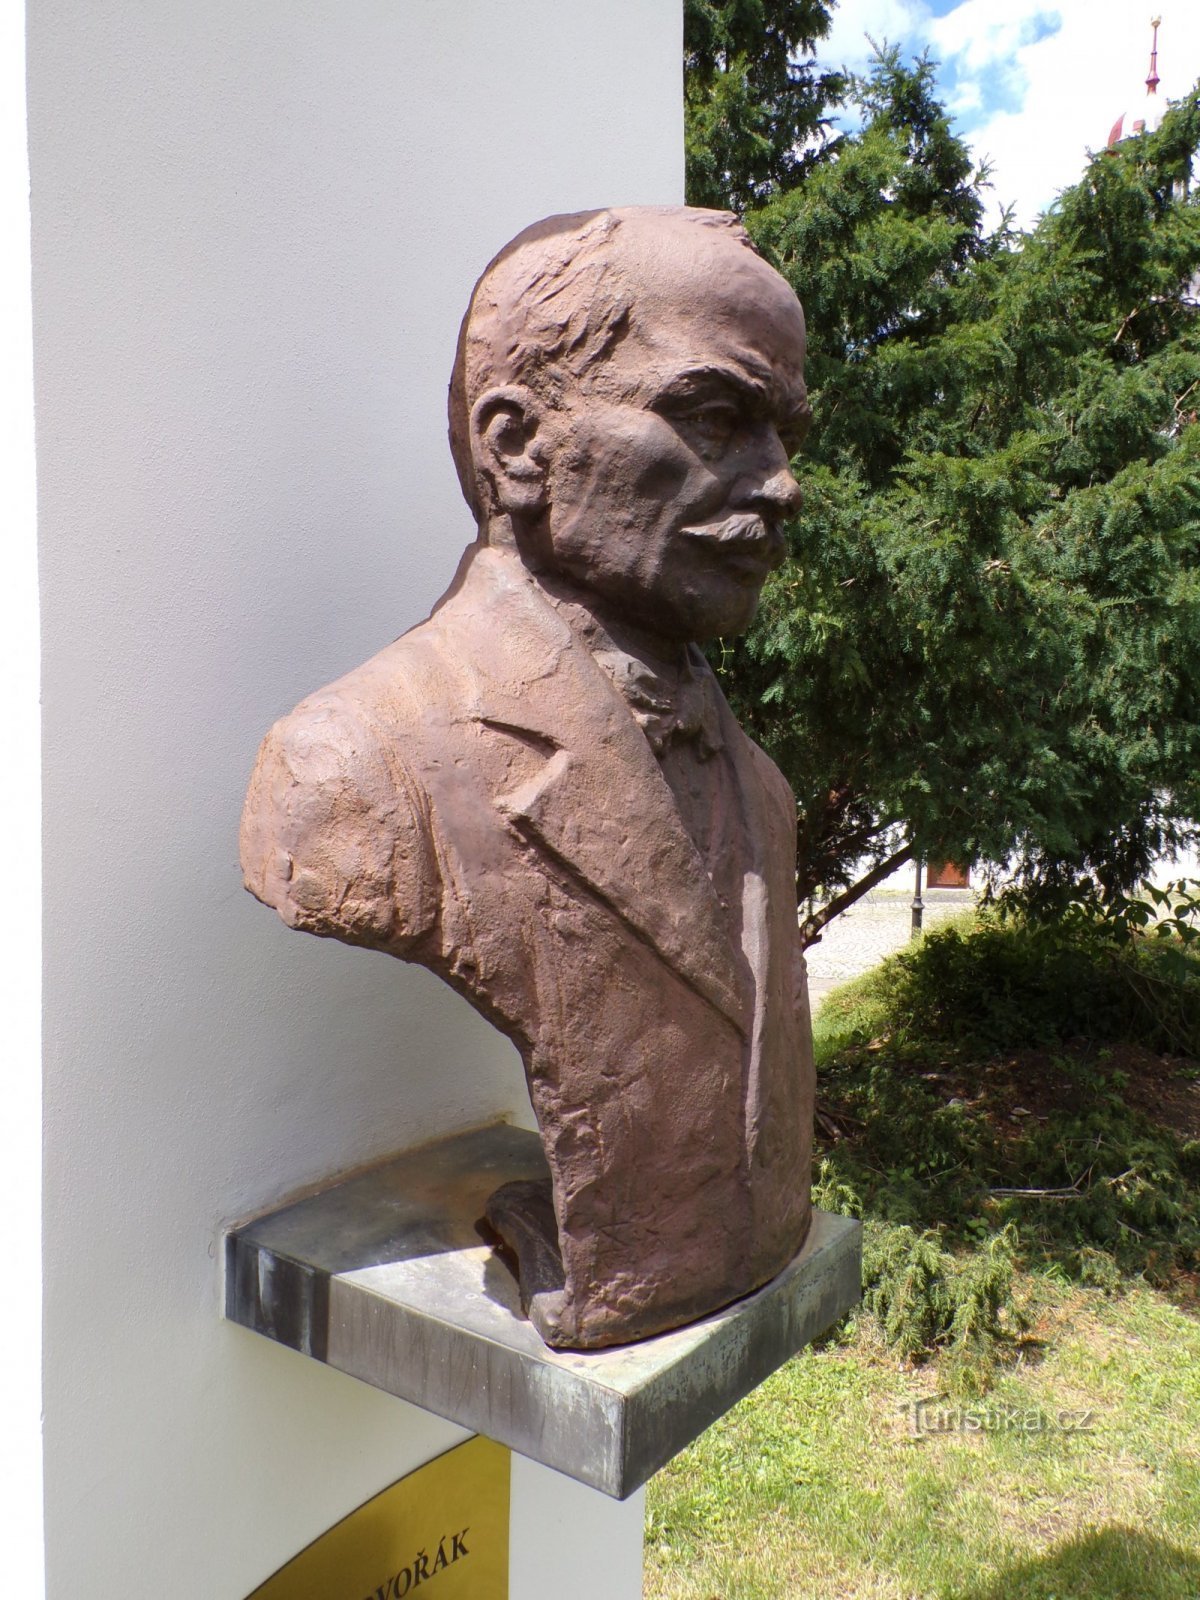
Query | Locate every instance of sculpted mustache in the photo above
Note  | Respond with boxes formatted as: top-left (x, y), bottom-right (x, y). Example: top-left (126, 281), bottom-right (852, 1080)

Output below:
top-left (679, 513), bottom-right (782, 553)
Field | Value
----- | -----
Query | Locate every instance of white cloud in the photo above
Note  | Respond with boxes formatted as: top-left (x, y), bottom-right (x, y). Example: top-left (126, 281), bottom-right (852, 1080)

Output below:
top-left (826, 0), bottom-right (1200, 229)
top-left (931, 0), bottom-right (1054, 69)
top-left (825, 0), bottom-right (931, 75)
top-left (947, 1), bottom-right (1200, 226)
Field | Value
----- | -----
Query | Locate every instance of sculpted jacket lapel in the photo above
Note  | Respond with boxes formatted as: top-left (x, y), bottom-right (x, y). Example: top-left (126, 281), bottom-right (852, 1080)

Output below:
top-left (447, 546), bottom-right (750, 1036)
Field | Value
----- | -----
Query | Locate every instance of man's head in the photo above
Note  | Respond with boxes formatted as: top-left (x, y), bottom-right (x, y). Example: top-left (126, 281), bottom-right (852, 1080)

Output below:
top-left (448, 207), bottom-right (810, 645)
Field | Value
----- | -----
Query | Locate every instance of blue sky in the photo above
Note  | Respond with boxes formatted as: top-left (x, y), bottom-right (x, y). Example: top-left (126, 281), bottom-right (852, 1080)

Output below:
top-left (822, 1), bottom-right (1200, 228)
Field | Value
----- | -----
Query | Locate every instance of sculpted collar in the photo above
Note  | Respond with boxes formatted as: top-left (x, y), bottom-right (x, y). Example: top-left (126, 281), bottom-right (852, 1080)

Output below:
top-left (537, 584), bottom-right (725, 760)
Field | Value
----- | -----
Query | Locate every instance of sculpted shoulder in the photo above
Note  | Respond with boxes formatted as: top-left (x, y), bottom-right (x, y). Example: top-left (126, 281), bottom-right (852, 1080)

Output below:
top-left (746, 732), bottom-right (799, 833)
top-left (714, 691), bottom-right (799, 848)
top-left (239, 635), bottom-right (442, 952)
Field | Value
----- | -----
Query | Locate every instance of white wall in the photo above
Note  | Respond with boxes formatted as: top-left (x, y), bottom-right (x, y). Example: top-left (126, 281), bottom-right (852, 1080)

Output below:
top-left (28, 2), bottom-right (681, 1593)
top-left (1, 0), bottom-right (43, 1590)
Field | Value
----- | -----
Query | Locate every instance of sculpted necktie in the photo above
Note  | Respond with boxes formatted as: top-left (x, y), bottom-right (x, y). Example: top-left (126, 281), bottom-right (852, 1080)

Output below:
top-left (593, 643), bottom-right (725, 760)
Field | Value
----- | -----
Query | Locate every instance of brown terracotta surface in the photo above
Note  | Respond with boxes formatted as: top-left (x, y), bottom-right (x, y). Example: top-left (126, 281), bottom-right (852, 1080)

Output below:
top-left (241, 208), bottom-right (816, 1348)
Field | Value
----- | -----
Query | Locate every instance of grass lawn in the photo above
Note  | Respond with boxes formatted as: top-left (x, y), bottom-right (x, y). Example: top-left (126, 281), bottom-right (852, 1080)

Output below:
top-left (646, 915), bottom-right (1200, 1599)
top-left (646, 1282), bottom-right (1200, 1598)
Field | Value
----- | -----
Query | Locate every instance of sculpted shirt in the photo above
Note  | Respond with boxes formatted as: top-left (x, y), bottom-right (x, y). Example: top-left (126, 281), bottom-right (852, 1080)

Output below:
top-left (542, 591), bottom-right (745, 945)
top-left (241, 542), bottom-right (814, 1347)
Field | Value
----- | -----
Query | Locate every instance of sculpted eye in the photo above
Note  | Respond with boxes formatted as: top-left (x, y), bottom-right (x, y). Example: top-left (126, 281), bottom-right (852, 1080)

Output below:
top-left (678, 400), bottom-right (742, 448)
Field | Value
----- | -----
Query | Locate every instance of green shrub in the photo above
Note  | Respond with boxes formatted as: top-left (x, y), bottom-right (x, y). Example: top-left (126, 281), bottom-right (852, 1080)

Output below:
top-left (813, 1160), bottom-right (1026, 1393)
top-left (859, 1221), bottom-right (1024, 1395)
top-left (997, 1099), bottom-right (1200, 1283)
top-left (811, 906), bottom-right (1200, 1388)
top-left (818, 1039), bottom-right (1200, 1274)
top-left (868, 908), bottom-right (1200, 1057)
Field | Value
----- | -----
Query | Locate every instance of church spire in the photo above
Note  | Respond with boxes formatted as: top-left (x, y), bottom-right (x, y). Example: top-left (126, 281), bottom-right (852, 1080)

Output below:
top-left (1111, 15), bottom-right (1167, 144)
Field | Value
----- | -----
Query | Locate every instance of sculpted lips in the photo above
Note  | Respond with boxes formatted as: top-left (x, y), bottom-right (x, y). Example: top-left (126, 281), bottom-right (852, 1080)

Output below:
top-left (680, 513), bottom-right (787, 584)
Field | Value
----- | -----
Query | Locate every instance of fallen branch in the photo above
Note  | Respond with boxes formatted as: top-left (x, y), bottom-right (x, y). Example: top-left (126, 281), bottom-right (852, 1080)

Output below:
top-left (989, 1184), bottom-right (1085, 1199)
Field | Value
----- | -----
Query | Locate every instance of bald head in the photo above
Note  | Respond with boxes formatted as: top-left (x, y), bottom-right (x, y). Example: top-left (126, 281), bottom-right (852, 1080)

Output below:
top-left (447, 206), bottom-right (792, 521)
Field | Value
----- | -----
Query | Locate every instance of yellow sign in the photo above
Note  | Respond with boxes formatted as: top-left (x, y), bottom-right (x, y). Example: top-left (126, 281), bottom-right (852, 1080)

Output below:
top-left (247, 1437), bottom-right (510, 1600)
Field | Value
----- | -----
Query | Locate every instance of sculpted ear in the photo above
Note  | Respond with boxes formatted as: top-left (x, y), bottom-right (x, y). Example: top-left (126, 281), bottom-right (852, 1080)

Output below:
top-left (470, 385), bottom-right (549, 517)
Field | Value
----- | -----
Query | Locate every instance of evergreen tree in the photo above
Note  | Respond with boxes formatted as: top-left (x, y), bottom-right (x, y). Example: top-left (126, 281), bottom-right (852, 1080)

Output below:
top-left (684, 0), bottom-right (843, 210)
top-left (707, 48), bottom-right (1200, 934)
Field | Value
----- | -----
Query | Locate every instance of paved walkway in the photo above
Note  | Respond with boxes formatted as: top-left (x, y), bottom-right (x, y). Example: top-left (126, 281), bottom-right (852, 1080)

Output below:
top-left (805, 887), bottom-right (975, 1011)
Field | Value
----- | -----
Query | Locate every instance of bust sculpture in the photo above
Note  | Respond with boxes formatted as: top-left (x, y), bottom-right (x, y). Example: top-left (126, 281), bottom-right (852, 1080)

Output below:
top-left (240, 206), bottom-right (815, 1349)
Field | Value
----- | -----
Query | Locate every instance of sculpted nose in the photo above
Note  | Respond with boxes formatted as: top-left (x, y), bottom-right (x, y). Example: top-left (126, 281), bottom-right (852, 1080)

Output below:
top-left (756, 463), bottom-right (803, 518)
top-left (737, 430), bottom-right (803, 519)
